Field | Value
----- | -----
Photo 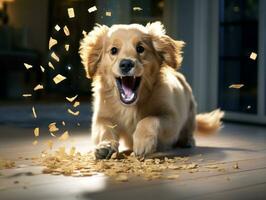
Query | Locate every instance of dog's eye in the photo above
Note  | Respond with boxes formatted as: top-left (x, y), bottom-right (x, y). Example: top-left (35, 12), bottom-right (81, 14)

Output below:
top-left (136, 45), bottom-right (144, 54)
top-left (110, 47), bottom-right (118, 55)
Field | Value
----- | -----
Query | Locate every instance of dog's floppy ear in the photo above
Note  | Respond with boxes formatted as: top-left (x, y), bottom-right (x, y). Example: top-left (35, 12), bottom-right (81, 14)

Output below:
top-left (79, 24), bottom-right (109, 78)
top-left (146, 21), bottom-right (185, 69)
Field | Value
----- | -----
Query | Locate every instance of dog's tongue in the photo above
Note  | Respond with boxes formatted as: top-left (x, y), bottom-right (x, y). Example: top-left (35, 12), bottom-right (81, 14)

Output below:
top-left (121, 77), bottom-right (135, 97)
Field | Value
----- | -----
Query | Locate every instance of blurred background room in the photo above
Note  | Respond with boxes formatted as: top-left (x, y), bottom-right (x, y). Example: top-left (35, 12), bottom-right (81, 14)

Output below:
top-left (0, 0), bottom-right (265, 128)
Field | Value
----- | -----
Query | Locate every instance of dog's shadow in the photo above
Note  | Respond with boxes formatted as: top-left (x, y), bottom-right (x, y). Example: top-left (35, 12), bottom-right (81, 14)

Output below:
top-left (144, 146), bottom-right (255, 161)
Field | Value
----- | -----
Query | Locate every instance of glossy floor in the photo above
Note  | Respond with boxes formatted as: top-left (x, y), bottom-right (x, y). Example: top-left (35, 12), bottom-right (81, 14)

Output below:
top-left (0, 121), bottom-right (265, 200)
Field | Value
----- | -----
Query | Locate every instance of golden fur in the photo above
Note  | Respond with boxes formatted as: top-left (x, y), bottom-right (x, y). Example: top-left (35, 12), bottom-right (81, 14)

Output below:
top-left (79, 21), bottom-right (224, 158)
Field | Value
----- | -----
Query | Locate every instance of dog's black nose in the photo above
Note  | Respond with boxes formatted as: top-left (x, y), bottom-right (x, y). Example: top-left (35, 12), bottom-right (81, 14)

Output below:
top-left (119, 59), bottom-right (134, 74)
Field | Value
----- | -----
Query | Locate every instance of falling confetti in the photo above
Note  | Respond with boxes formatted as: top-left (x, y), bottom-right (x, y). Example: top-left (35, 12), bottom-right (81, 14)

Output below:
top-left (73, 101), bottom-right (80, 108)
top-left (24, 63), bottom-right (32, 70)
top-left (88, 6), bottom-right (97, 13)
top-left (32, 140), bottom-right (38, 146)
top-left (40, 65), bottom-right (45, 72)
top-left (53, 74), bottom-right (66, 84)
top-left (66, 95), bottom-right (78, 102)
top-left (32, 106), bottom-right (37, 118)
top-left (67, 8), bottom-right (75, 18)
top-left (65, 44), bottom-right (69, 51)
top-left (133, 7), bottom-right (143, 11)
top-left (50, 132), bottom-right (56, 137)
top-left (51, 52), bottom-right (60, 62)
top-left (250, 52), bottom-right (257, 60)
top-left (49, 37), bottom-right (57, 50)
top-left (48, 122), bottom-right (59, 132)
top-left (82, 30), bottom-right (87, 37)
top-left (34, 128), bottom-right (39, 137)
top-left (67, 109), bottom-right (79, 116)
top-left (54, 24), bottom-right (61, 31)
top-left (48, 62), bottom-right (55, 70)
top-left (63, 25), bottom-right (70, 36)
top-left (62, 121), bottom-right (65, 126)
top-left (34, 84), bottom-right (44, 91)
top-left (106, 11), bottom-right (112, 16)
top-left (229, 84), bottom-right (244, 89)
top-left (59, 131), bottom-right (69, 141)
top-left (22, 94), bottom-right (32, 97)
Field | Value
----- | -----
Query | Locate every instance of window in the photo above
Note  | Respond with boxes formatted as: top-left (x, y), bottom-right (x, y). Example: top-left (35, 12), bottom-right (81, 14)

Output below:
top-left (218, 0), bottom-right (258, 114)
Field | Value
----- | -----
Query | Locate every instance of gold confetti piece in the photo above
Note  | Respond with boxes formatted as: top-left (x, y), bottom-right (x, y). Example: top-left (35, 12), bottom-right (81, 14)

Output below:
top-left (65, 44), bottom-right (69, 51)
top-left (62, 121), bottom-right (65, 126)
top-left (34, 127), bottom-right (39, 137)
top-left (67, 8), bottom-right (75, 18)
top-left (205, 165), bottom-right (218, 169)
top-left (24, 63), bottom-right (32, 69)
top-left (115, 174), bottom-right (128, 182)
top-left (67, 109), bottom-right (79, 116)
top-left (165, 174), bottom-right (179, 180)
top-left (22, 94), bottom-right (32, 97)
top-left (49, 37), bottom-right (57, 49)
top-left (59, 131), bottom-right (69, 141)
top-left (73, 101), bottom-right (80, 107)
top-left (250, 52), bottom-right (257, 60)
top-left (106, 124), bottom-right (117, 129)
top-left (82, 30), bottom-right (87, 37)
top-left (40, 65), bottom-right (45, 72)
top-left (233, 162), bottom-right (239, 169)
top-left (48, 122), bottom-right (59, 132)
top-left (88, 6), bottom-right (97, 13)
top-left (47, 140), bottom-right (53, 149)
top-left (34, 84), bottom-right (44, 91)
top-left (66, 95), bottom-right (78, 102)
top-left (50, 132), bottom-right (56, 137)
top-left (48, 62), bottom-right (55, 70)
top-left (229, 84), bottom-right (244, 89)
top-left (53, 74), bottom-right (66, 84)
top-left (32, 106), bottom-right (37, 118)
top-left (63, 25), bottom-right (70, 36)
top-left (54, 24), bottom-right (61, 31)
top-left (51, 52), bottom-right (60, 62)
top-left (133, 7), bottom-right (143, 11)
top-left (106, 11), bottom-right (111, 16)
top-left (32, 140), bottom-right (38, 146)
top-left (69, 146), bottom-right (76, 156)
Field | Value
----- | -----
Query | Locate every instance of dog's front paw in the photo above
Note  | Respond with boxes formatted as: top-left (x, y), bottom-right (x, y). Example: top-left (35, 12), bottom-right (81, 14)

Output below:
top-left (133, 132), bottom-right (157, 157)
top-left (94, 140), bottom-right (119, 159)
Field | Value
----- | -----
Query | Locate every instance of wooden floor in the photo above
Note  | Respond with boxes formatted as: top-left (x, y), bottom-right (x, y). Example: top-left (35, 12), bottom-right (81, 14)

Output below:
top-left (0, 121), bottom-right (266, 200)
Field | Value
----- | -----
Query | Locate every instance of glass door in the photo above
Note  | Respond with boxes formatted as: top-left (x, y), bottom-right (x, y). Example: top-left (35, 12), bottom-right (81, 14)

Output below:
top-left (217, 0), bottom-right (266, 124)
top-left (218, 0), bottom-right (258, 114)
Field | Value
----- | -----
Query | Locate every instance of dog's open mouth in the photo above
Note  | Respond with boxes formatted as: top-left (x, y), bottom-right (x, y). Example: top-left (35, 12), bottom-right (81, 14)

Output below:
top-left (115, 76), bottom-right (141, 104)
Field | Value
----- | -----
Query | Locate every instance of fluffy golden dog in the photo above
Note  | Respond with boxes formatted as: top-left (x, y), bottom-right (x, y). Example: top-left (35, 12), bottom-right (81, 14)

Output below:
top-left (79, 22), bottom-right (224, 159)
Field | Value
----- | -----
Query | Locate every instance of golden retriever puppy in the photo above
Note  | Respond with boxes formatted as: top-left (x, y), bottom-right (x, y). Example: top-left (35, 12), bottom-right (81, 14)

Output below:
top-left (79, 22), bottom-right (224, 159)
